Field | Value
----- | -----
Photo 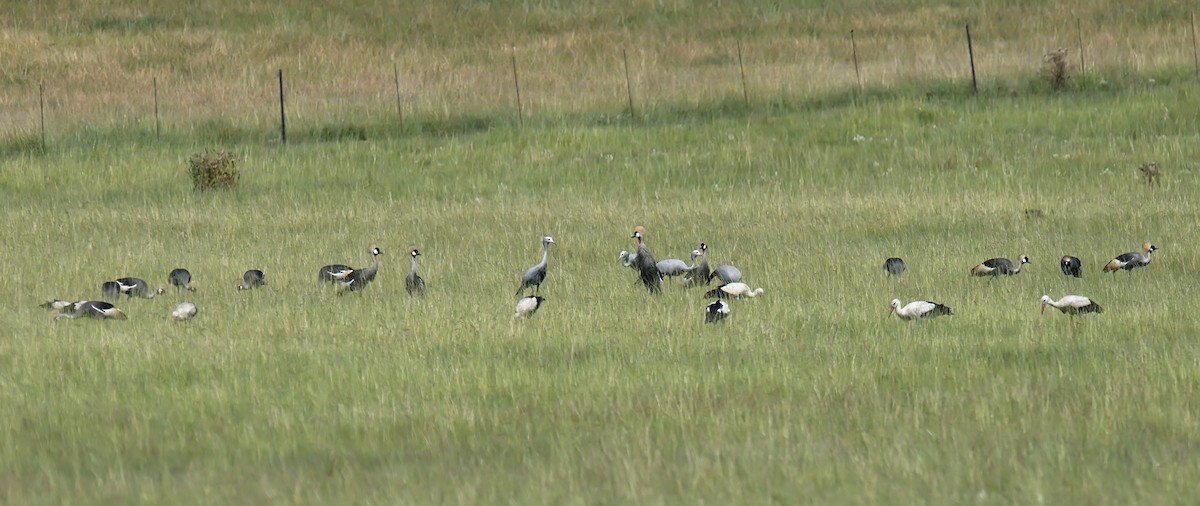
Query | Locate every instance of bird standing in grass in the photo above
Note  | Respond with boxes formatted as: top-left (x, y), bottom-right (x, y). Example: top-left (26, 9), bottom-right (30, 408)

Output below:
top-left (516, 236), bottom-right (554, 296)
top-left (171, 301), bottom-right (198, 321)
top-left (335, 246), bottom-right (383, 294)
top-left (889, 299), bottom-right (953, 320)
top-left (709, 263), bottom-right (743, 285)
top-left (705, 282), bottom-right (764, 299)
top-left (319, 246), bottom-right (380, 285)
top-left (970, 255), bottom-right (1029, 276)
top-left (884, 257), bottom-right (906, 279)
top-left (1103, 242), bottom-right (1157, 273)
top-left (239, 269), bottom-right (266, 290)
top-left (1040, 294), bottom-right (1103, 316)
top-left (169, 268), bottom-right (196, 291)
top-left (684, 244), bottom-right (709, 287)
top-left (115, 277), bottom-right (166, 299)
top-left (53, 300), bottom-right (128, 320)
top-left (513, 295), bottom-right (546, 320)
top-left (705, 299), bottom-right (730, 323)
top-left (1060, 256), bottom-right (1082, 278)
top-left (631, 226), bottom-right (661, 294)
top-left (406, 248), bottom-right (426, 296)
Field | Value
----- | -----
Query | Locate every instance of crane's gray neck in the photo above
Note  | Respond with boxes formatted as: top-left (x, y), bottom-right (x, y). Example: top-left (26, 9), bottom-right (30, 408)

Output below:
top-left (410, 255), bottom-right (419, 275)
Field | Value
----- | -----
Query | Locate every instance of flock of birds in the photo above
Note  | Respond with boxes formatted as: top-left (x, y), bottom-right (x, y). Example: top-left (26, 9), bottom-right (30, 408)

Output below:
top-left (40, 231), bottom-right (1157, 327)
top-left (511, 227), bottom-right (764, 322)
top-left (884, 241), bottom-right (1158, 323)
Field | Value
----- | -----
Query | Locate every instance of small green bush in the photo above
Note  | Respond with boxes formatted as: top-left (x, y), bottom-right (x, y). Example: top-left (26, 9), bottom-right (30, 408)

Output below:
top-left (187, 150), bottom-right (240, 191)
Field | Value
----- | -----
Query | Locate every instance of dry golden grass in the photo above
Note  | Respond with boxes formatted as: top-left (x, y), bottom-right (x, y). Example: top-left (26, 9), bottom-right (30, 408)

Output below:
top-left (1, 1), bottom-right (1198, 131)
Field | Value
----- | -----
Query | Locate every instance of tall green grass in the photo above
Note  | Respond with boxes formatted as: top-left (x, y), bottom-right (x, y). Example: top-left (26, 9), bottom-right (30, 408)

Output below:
top-left (1, 78), bottom-right (1198, 503)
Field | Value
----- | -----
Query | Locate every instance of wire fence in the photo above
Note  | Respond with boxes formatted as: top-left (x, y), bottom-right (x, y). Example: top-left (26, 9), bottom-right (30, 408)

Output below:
top-left (8, 14), bottom-right (1200, 152)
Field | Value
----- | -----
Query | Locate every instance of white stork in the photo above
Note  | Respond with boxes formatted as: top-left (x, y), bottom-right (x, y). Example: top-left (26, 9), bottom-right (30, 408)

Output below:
top-left (513, 295), bottom-right (546, 320)
top-left (704, 282), bottom-right (763, 299)
top-left (889, 299), bottom-right (953, 320)
top-left (1040, 295), bottom-right (1103, 316)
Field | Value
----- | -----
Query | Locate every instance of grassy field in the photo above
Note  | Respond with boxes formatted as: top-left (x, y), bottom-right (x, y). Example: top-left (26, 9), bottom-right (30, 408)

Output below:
top-left (3, 1), bottom-right (1200, 504)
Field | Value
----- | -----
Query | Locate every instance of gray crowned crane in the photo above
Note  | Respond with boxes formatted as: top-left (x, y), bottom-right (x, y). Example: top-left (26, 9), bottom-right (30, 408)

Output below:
top-left (334, 246), bottom-right (383, 294)
top-left (513, 295), bottom-right (546, 320)
top-left (53, 300), bottom-right (128, 320)
top-left (1060, 256), bottom-right (1082, 278)
top-left (115, 277), bottom-right (166, 299)
top-left (884, 257), bottom-right (906, 279)
top-left (319, 246), bottom-right (380, 285)
top-left (516, 236), bottom-right (555, 296)
top-left (631, 226), bottom-right (661, 294)
top-left (1103, 242), bottom-right (1157, 273)
top-left (101, 281), bottom-right (121, 301)
top-left (889, 299), bottom-right (953, 320)
top-left (171, 301), bottom-right (198, 321)
top-left (41, 299), bottom-right (81, 311)
top-left (169, 268), bottom-right (196, 291)
top-left (684, 243), bottom-right (710, 287)
top-left (1040, 294), bottom-right (1103, 316)
top-left (705, 282), bottom-right (764, 299)
top-left (970, 255), bottom-right (1029, 276)
top-left (705, 299), bottom-right (730, 323)
top-left (239, 269), bottom-right (266, 290)
top-left (406, 248), bottom-right (426, 296)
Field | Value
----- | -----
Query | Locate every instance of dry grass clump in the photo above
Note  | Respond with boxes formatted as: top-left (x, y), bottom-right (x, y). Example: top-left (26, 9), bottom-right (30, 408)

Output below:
top-left (1043, 47), bottom-right (1072, 91)
top-left (1138, 161), bottom-right (1162, 186)
top-left (187, 150), bottom-right (240, 191)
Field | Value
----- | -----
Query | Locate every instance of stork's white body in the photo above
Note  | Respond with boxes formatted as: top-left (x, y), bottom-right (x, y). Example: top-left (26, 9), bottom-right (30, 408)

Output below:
top-left (1040, 295), bottom-right (1103, 315)
top-left (513, 295), bottom-right (545, 320)
top-left (706, 282), bottom-right (763, 299)
top-left (172, 301), bottom-right (198, 321)
top-left (889, 299), bottom-right (953, 320)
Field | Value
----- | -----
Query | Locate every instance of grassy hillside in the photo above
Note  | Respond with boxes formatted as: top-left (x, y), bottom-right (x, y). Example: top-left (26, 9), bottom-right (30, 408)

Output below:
top-left (2, 1), bottom-right (1200, 504)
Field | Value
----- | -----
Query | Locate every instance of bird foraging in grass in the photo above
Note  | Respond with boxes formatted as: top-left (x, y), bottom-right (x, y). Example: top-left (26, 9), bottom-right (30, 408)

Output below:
top-left (115, 277), bottom-right (167, 299)
top-left (1060, 256), bottom-right (1082, 278)
top-left (704, 282), bottom-right (763, 299)
top-left (1040, 294), bottom-right (1103, 316)
top-left (321, 246), bottom-right (382, 294)
top-left (884, 257), bottom-right (906, 279)
top-left (171, 301), bottom-right (198, 321)
top-left (53, 300), bottom-right (127, 320)
top-left (513, 295), bottom-right (546, 320)
top-left (705, 299), bottom-right (730, 323)
top-left (517, 236), bottom-right (555, 297)
top-left (1103, 242), bottom-right (1157, 273)
top-left (101, 281), bottom-right (122, 301)
top-left (889, 299), bottom-right (953, 320)
top-left (406, 248), bottom-right (426, 296)
top-left (169, 268), bottom-right (196, 291)
top-left (970, 255), bottom-right (1029, 277)
top-left (239, 269), bottom-right (266, 290)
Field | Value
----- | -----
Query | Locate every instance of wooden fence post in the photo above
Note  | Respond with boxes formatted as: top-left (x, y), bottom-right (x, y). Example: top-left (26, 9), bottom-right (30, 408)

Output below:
top-left (965, 24), bottom-right (978, 95)
top-left (278, 69), bottom-right (287, 145)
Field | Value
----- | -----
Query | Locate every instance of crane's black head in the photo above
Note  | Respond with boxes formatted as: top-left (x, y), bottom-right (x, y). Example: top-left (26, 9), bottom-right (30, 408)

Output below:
top-left (700, 242), bottom-right (708, 252)
top-left (371, 246), bottom-right (382, 256)
top-left (411, 248), bottom-right (421, 258)
top-left (1019, 255), bottom-right (1030, 264)
top-left (1145, 243), bottom-right (1158, 253)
